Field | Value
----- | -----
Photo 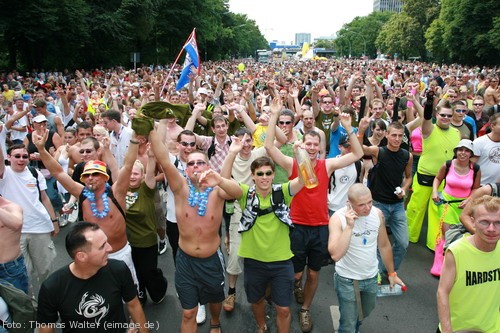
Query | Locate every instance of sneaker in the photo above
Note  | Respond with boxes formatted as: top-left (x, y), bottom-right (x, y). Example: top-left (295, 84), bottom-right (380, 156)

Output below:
top-left (294, 281), bottom-right (304, 304)
top-left (158, 240), bottom-right (167, 255)
top-left (223, 293), bottom-right (236, 312)
top-left (196, 304), bottom-right (206, 325)
top-left (299, 309), bottom-right (312, 333)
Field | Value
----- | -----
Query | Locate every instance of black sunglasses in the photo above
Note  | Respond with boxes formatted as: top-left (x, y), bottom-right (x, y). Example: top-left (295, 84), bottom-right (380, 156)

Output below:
top-left (13, 154), bottom-right (29, 159)
top-left (255, 171), bottom-right (273, 176)
top-left (438, 113), bottom-right (453, 118)
top-left (79, 149), bottom-right (94, 154)
top-left (180, 141), bottom-right (196, 147)
top-left (279, 121), bottom-right (292, 125)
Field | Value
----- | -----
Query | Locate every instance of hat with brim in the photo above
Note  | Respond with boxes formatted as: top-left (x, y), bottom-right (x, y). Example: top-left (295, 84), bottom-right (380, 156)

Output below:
top-left (32, 115), bottom-right (48, 123)
top-left (80, 160), bottom-right (109, 182)
top-left (453, 139), bottom-right (474, 156)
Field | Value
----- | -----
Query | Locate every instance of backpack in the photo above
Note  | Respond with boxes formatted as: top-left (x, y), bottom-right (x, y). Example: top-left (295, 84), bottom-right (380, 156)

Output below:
top-left (27, 166), bottom-right (42, 202)
top-left (0, 280), bottom-right (37, 333)
top-left (207, 136), bottom-right (232, 160)
top-left (328, 160), bottom-right (362, 193)
top-left (249, 187), bottom-right (285, 217)
top-left (367, 147), bottom-right (410, 189)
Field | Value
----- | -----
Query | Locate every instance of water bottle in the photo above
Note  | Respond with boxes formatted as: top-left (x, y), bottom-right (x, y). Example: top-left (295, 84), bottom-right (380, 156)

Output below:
top-left (377, 284), bottom-right (407, 297)
top-left (296, 148), bottom-right (318, 189)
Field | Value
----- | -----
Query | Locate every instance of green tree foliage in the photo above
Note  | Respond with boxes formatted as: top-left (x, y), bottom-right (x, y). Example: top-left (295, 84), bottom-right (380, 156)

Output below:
top-left (426, 0), bottom-right (500, 65)
top-left (0, 0), bottom-right (268, 70)
top-left (314, 40), bottom-right (335, 50)
top-left (376, 12), bottom-right (426, 59)
top-left (335, 11), bottom-right (393, 58)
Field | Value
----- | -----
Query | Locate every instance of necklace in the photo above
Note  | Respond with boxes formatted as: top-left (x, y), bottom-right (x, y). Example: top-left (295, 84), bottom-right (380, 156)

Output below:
top-left (83, 183), bottom-right (111, 219)
top-left (187, 179), bottom-right (213, 216)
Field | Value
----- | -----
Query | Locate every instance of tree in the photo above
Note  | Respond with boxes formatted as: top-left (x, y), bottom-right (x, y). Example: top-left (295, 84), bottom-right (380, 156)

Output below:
top-left (335, 11), bottom-right (393, 58)
top-left (436, 0), bottom-right (500, 65)
top-left (376, 12), bottom-right (425, 59)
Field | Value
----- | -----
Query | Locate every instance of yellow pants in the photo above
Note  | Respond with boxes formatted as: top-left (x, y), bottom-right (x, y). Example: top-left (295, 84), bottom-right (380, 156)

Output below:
top-left (406, 173), bottom-right (442, 250)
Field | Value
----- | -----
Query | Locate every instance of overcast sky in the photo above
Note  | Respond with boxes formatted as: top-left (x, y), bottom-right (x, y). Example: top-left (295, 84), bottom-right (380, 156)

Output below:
top-left (228, 0), bottom-right (373, 44)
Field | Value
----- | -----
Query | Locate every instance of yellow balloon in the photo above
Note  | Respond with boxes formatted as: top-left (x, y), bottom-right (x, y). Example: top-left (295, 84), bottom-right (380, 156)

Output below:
top-left (237, 63), bottom-right (245, 71)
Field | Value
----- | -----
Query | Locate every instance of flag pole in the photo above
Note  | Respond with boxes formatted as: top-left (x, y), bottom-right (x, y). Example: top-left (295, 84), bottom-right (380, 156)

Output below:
top-left (161, 28), bottom-right (196, 94)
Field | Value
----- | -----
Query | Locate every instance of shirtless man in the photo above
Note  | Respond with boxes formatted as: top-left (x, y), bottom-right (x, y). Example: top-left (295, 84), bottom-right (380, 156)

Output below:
top-left (149, 127), bottom-right (242, 333)
top-left (33, 129), bottom-right (140, 287)
top-left (484, 75), bottom-right (499, 108)
top-left (0, 195), bottom-right (29, 293)
top-left (161, 118), bottom-right (184, 155)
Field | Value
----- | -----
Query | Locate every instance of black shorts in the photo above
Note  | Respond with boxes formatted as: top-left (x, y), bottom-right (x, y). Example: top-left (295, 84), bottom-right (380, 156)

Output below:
top-left (244, 258), bottom-right (294, 307)
top-left (290, 224), bottom-right (329, 272)
top-left (175, 248), bottom-right (226, 309)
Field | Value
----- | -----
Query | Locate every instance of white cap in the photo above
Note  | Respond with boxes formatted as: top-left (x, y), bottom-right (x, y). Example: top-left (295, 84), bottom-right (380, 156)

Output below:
top-left (197, 87), bottom-right (208, 95)
top-left (32, 115), bottom-right (48, 123)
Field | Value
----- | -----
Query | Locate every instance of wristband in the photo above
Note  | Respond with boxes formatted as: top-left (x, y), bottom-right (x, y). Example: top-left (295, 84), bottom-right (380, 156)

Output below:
top-left (348, 130), bottom-right (356, 136)
top-left (130, 139), bottom-right (140, 144)
top-left (388, 272), bottom-right (397, 277)
top-left (51, 219), bottom-right (58, 222)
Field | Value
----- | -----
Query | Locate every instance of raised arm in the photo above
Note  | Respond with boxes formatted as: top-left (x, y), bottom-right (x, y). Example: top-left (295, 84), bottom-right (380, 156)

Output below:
top-left (149, 128), bottom-right (185, 193)
top-left (32, 130), bottom-right (84, 198)
top-left (264, 98), bottom-right (294, 174)
top-left (326, 113), bottom-right (363, 174)
top-left (113, 132), bottom-right (139, 200)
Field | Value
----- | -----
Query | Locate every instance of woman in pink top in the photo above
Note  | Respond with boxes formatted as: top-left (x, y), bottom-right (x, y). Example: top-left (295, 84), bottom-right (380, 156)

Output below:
top-left (429, 139), bottom-right (481, 276)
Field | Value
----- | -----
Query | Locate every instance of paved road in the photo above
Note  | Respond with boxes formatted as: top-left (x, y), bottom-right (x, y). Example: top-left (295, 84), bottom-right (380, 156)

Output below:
top-left (49, 223), bottom-right (439, 333)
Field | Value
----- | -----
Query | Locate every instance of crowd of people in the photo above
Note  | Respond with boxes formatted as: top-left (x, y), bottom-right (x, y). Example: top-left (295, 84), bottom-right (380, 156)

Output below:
top-left (0, 58), bottom-right (499, 333)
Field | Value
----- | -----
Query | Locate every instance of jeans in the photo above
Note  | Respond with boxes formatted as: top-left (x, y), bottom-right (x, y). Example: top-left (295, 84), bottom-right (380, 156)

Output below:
top-left (334, 273), bottom-right (378, 333)
top-left (373, 201), bottom-right (409, 272)
top-left (0, 256), bottom-right (29, 294)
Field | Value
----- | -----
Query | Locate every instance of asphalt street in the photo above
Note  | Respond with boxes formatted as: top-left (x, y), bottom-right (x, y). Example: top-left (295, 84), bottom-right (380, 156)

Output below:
top-left (48, 222), bottom-right (439, 333)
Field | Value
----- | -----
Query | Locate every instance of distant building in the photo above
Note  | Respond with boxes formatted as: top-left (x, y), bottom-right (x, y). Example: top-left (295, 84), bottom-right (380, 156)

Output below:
top-left (295, 33), bottom-right (311, 46)
top-left (373, 0), bottom-right (403, 12)
top-left (313, 34), bottom-right (336, 44)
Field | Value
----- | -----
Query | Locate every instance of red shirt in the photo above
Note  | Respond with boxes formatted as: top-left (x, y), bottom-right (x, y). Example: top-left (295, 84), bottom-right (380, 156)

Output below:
top-left (290, 159), bottom-right (329, 226)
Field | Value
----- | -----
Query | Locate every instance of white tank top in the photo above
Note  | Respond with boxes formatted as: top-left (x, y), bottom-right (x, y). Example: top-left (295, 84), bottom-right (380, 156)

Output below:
top-left (335, 206), bottom-right (381, 280)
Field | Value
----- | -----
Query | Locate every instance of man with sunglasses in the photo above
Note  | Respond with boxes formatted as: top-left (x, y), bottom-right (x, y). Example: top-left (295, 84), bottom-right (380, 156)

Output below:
top-left (32, 129), bottom-right (141, 290)
top-left (230, 156), bottom-right (304, 333)
top-left (450, 100), bottom-right (475, 140)
top-left (407, 97), bottom-right (461, 250)
top-left (266, 98), bottom-right (363, 333)
top-left (0, 144), bottom-right (59, 292)
top-left (149, 126), bottom-right (241, 333)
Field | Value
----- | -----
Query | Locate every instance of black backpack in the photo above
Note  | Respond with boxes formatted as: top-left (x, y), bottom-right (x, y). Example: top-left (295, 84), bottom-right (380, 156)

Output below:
top-left (207, 136), bottom-right (232, 160)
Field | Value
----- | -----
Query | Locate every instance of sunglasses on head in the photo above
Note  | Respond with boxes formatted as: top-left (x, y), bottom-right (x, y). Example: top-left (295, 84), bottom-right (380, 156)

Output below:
top-left (187, 160), bottom-right (207, 167)
top-left (279, 121), bottom-right (292, 125)
top-left (180, 141), bottom-right (196, 147)
top-left (439, 113), bottom-right (453, 118)
top-left (255, 171), bottom-right (273, 177)
top-left (13, 154), bottom-right (29, 159)
top-left (79, 149), bottom-right (94, 154)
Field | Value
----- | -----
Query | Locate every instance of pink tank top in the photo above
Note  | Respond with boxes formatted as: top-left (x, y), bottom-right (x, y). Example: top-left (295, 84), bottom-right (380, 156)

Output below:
top-left (410, 127), bottom-right (423, 153)
top-left (443, 161), bottom-right (474, 198)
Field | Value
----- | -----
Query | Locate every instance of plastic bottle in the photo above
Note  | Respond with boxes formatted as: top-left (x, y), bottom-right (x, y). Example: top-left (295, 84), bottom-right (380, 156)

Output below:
top-left (296, 148), bottom-right (318, 189)
top-left (377, 284), bottom-right (407, 297)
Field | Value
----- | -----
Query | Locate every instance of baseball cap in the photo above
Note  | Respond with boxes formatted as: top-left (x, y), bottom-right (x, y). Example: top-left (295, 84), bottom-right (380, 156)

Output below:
top-left (32, 115), bottom-right (48, 123)
top-left (197, 87), bottom-right (208, 95)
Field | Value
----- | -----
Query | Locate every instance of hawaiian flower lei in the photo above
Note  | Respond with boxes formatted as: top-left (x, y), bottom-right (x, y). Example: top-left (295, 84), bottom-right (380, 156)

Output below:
top-left (83, 183), bottom-right (111, 218)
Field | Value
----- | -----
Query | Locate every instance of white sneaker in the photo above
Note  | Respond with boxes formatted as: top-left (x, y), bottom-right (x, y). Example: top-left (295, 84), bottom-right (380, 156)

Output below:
top-left (196, 304), bottom-right (206, 325)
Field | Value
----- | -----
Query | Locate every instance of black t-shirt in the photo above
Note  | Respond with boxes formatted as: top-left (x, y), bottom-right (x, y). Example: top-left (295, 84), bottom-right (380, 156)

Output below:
top-left (370, 147), bottom-right (410, 204)
top-left (37, 259), bottom-right (137, 333)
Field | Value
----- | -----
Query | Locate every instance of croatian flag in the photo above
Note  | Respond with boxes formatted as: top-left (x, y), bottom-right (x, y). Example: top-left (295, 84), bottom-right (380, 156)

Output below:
top-left (176, 29), bottom-right (201, 90)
